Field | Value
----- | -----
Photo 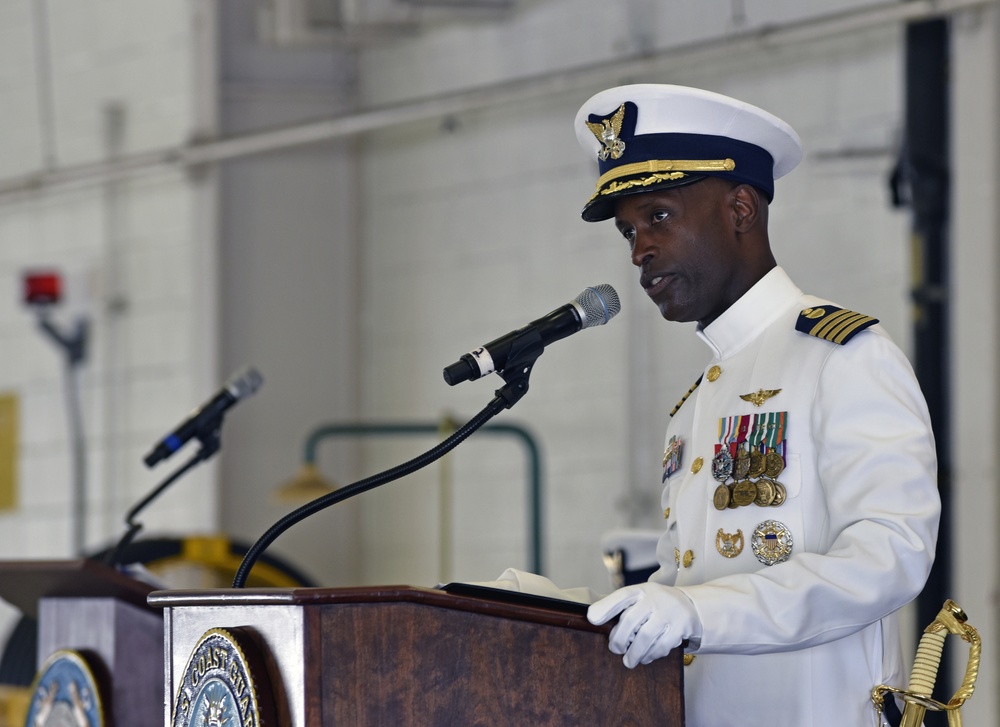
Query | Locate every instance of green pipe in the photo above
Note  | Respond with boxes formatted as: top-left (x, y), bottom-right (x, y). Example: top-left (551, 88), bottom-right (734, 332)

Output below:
top-left (302, 420), bottom-right (544, 575)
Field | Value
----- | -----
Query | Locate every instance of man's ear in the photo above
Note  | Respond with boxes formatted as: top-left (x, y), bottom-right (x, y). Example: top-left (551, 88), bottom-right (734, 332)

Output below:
top-left (731, 184), bottom-right (760, 233)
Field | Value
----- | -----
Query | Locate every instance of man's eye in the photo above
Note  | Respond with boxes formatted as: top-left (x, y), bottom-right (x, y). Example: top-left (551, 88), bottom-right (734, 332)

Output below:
top-left (621, 228), bottom-right (635, 243)
top-left (652, 210), bottom-right (669, 223)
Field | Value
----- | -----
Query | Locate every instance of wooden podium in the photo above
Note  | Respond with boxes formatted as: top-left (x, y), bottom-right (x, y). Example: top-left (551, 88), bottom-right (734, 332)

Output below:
top-left (0, 559), bottom-right (163, 726)
top-left (150, 585), bottom-right (684, 726)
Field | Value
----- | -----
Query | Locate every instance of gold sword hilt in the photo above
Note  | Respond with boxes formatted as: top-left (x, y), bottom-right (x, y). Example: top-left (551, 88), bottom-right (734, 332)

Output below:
top-left (872, 600), bottom-right (981, 727)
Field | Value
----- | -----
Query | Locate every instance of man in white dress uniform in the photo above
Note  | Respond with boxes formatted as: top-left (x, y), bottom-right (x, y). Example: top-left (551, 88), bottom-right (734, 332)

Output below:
top-left (490, 84), bottom-right (940, 727)
top-left (578, 84), bottom-right (940, 727)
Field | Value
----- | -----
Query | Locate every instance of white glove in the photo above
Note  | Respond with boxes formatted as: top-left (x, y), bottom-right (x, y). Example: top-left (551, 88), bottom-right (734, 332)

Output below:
top-left (587, 583), bottom-right (702, 668)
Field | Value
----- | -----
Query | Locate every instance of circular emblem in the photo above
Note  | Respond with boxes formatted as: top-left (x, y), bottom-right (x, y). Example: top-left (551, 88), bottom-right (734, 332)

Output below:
top-left (731, 479), bottom-right (758, 507)
top-left (751, 519), bottom-right (794, 566)
top-left (712, 483), bottom-right (731, 510)
top-left (172, 627), bottom-right (274, 727)
top-left (25, 650), bottom-right (106, 727)
top-left (753, 478), bottom-right (777, 507)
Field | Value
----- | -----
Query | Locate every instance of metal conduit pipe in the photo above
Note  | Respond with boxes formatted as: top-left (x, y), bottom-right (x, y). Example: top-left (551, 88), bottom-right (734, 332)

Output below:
top-left (0, 0), bottom-right (992, 203)
top-left (300, 420), bottom-right (545, 575)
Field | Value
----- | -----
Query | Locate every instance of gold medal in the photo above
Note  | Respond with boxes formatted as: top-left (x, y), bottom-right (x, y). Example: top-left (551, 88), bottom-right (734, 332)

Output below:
top-left (753, 477), bottom-right (776, 507)
top-left (716, 528), bottom-right (744, 558)
top-left (731, 478), bottom-right (758, 507)
top-left (727, 484), bottom-right (739, 509)
top-left (764, 451), bottom-right (785, 478)
top-left (734, 443), bottom-right (751, 480)
top-left (761, 411), bottom-right (787, 479)
top-left (748, 448), bottom-right (765, 478)
top-left (713, 483), bottom-right (731, 510)
top-left (770, 481), bottom-right (787, 506)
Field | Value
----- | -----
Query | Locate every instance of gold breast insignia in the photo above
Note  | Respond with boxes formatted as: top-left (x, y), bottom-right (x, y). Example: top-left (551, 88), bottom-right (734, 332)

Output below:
top-left (716, 528), bottom-right (744, 558)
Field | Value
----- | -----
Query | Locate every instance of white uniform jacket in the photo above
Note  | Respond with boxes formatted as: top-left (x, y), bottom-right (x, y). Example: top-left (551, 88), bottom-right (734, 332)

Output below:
top-left (654, 267), bottom-right (940, 726)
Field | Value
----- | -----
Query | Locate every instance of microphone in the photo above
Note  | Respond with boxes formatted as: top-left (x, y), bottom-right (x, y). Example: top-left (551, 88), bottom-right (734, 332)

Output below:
top-left (443, 284), bottom-right (621, 385)
top-left (143, 365), bottom-right (263, 467)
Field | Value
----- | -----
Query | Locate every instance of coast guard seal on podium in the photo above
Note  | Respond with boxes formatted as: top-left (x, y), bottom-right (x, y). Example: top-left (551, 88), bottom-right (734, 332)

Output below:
top-left (171, 627), bottom-right (274, 727)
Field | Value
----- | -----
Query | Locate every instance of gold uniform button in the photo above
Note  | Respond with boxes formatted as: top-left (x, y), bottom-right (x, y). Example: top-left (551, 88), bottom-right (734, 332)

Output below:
top-left (691, 456), bottom-right (704, 474)
top-left (682, 550), bottom-right (694, 568)
top-left (707, 365), bottom-right (722, 382)
top-left (683, 654), bottom-right (696, 666)
top-left (663, 507), bottom-right (671, 519)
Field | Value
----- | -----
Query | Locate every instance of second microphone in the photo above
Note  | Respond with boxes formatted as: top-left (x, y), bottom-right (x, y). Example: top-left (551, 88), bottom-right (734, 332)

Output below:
top-left (443, 284), bottom-right (621, 385)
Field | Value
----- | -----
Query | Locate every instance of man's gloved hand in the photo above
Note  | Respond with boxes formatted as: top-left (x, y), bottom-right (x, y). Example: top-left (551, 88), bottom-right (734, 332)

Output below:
top-left (587, 583), bottom-right (702, 668)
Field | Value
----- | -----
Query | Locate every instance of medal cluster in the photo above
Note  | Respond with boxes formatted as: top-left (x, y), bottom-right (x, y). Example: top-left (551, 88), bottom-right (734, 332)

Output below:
top-left (712, 412), bottom-right (788, 511)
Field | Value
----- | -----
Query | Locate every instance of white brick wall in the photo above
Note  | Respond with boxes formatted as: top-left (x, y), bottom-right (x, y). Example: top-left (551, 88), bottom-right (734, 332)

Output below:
top-left (0, 0), bottom-right (215, 649)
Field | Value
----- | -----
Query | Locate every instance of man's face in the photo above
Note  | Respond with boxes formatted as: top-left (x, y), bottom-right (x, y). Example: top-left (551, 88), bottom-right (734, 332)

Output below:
top-left (614, 179), bottom-right (742, 327)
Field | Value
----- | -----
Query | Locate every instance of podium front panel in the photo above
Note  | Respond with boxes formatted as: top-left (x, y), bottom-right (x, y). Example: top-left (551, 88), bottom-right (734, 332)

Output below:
top-left (153, 587), bottom-right (683, 727)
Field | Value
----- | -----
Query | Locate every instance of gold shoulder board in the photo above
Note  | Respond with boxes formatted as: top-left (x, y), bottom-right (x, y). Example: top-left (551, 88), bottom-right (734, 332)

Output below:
top-left (796, 306), bottom-right (878, 345)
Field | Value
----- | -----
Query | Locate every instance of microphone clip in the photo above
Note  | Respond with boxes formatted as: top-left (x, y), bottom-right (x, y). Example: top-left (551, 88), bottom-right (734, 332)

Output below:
top-left (190, 417), bottom-right (223, 462)
top-left (493, 327), bottom-right (544, 409)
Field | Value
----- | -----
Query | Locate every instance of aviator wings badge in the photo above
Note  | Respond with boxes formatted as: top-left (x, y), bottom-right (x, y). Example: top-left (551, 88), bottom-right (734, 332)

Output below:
top-left (740, 388), bottom-right (782, 407)
top-left (585, 103), bottom-right (627, 161)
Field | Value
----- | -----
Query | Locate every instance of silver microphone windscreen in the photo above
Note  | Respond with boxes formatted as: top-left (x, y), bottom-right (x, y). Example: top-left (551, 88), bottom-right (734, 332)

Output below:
top-left (574, 284), bottom-right (621, 328)
top-left (227, 366), bottom-right (264, 401)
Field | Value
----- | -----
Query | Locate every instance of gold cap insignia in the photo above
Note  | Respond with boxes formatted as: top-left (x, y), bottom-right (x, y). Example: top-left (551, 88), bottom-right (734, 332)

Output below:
top-left (740, 388), bottom-right (782, 407)
top-left (585, 103), bottom-right (627, 161)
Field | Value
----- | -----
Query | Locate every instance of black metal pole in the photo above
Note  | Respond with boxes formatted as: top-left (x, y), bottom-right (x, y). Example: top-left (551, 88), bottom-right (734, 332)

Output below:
top-left (904, 17), bottom-right (952, 706)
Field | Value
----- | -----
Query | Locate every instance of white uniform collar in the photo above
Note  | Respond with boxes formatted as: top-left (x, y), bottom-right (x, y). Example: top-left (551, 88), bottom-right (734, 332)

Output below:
top-left (696, 266), bottom-right (802, 358)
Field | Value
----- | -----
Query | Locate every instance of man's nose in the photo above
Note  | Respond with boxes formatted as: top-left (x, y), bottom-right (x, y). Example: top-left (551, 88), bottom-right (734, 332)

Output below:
top-left (630, 232), bottom-right (656, 267)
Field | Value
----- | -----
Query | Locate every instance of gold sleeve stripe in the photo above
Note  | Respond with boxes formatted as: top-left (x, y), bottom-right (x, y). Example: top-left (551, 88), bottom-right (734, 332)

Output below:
top-left (811, 309), bottom-right (867, 339)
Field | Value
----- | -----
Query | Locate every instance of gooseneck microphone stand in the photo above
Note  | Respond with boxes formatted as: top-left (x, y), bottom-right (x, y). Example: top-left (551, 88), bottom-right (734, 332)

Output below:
top-left (232, 329), bottom-right (545, 589)
top-left (103, 418), bottom-right (224, 569)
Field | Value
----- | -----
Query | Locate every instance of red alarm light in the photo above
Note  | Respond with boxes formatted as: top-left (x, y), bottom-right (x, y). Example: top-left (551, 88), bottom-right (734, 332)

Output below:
top-left (23, 271), bottom-right (63, 305)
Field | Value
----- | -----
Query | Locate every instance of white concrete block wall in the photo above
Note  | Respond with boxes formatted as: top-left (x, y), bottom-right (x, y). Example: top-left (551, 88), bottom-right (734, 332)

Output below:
top-left (0, 1), bottom-right (215, 647)
top-left (0, 2), bottom-right (45, 177)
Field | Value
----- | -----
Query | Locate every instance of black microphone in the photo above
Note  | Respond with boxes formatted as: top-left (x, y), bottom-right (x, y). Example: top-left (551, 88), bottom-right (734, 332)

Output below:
top-left (443, 284), bottom-right (621, 385)
top-left (143, 365), bottom-right (263, 467)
